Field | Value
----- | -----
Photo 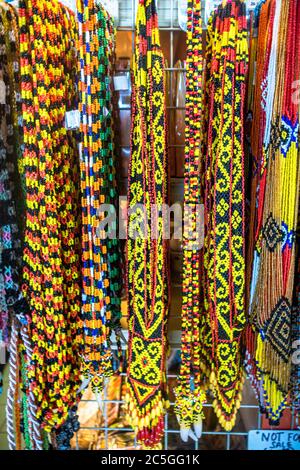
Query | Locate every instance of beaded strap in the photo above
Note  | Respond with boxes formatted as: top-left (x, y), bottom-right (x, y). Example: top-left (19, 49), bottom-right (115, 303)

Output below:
top-left (245, 0), bottom-right (276, 399)
top-left (247, 0), bottom-right (300, 424)
top-left (76, 0), bottom-right (122, 393)
top-left (202, 0), bottom-right (248, 431)
top-left (20, 0), bottom-right (83, 431)
top-left (289, 0), bottom-right (300, 421)
top-left (0, 1), bottom-right (27, 351)
top-left (174, 0), bottom-right (206, 430)
top-left (125, 0), bottom-right (169, 449)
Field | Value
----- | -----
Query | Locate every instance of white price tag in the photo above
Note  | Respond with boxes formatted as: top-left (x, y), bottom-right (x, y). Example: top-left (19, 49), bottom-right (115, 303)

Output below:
top-left (178, 0), bottom-right (187, 32)
top-left (103, 106), bottom-right (110, 118)
top-left (113, 74), bottom-right (130, 91)
top-left (0, 340), bottom-right (6, 365)
top-left (0, 80), bottom-right (6, 105)
top-left (65, 109), bottom-right (80, 130)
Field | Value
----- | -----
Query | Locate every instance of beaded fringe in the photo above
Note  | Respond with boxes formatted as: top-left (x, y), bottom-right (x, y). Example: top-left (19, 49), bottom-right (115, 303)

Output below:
top-left (125, 388), bottom-right (168, 449)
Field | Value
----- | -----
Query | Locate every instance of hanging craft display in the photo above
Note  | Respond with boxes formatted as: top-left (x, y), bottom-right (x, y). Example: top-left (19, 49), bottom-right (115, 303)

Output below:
top-left (174, 0), bottom-right (206, 438)
top-left (1, 0), bottom-right (300, 452)
top-left (247, 0), bottom-right (300, 424)
top-left (126, 0), bottom-right (169, 449)
top-left (19, 0), bottom-right (83, 432)
top-left (201, 0), bottom-right (248, 431)
top-left (76, 0), bottom-right (122, 394)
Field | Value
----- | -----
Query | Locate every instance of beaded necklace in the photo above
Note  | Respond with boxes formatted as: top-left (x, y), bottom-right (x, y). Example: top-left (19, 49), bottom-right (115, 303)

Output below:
top-left (174, 0), bottom-right (206, 434)
top-left (202, 0), bottom-right (248, 431)
top-left (76, 0), bottom-right (122, 394)
top-left (125, 0), bottom-right (169, 449)
top-left (0, 0), bottom-right (27, 353)
top-left (1, 2), bottom-right (24, 227)
top-left (245, 0), bottom-right (275, 398)
top-left (290, 0), bottom-right (300, 421)
top-left (248, 0), bottom-right (300, 424)
top-left (0, 2), bottom-right (44, 450)
top-left (19, 0), bottom-right (83, 431)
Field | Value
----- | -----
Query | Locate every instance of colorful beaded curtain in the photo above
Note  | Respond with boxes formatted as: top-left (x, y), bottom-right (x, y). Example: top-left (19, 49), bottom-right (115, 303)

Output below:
top-left (19, 0), bottom-right (83, 432)
top-left (201, 0), bottom-right (248, 431)
top-left (174, 0), bottom-right (206, 435)
top-left (125, 0), bottom-right (169, 450)
top-left (76, 0), bottom-right (122, 394)
top-left (246, 0), bottom-right (300, 424)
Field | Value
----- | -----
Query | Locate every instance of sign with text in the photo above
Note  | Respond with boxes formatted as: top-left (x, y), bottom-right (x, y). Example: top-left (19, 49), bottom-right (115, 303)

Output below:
top-left (248, 430), bottom-right (300, 451)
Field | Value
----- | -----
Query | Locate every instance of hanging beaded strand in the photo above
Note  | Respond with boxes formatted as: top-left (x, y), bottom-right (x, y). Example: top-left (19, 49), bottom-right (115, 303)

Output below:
top-left (289, 0), bottom-right (300, 421)
top-left (76, 0), bottom-right (122, 393)
top-left (174, 0), bottom-right (206, 433)
top-left (202, 0), bottom-right (248, 431)
top-left (245, 0), bottom-right (276, 399)
top-left (0, 1), bottom-right (44, 449)
top-left (19, 0), bottom-right (83, 431)
top-left (125, 0), bottom-right (169, 450)
top-left (247, 0), bottom-right (300, 424)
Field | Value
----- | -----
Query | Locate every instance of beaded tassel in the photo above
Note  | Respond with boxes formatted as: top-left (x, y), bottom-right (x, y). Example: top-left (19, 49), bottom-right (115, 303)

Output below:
top-left (19, 0), bottom-right (83, 431)
top-left (125, 0), bottom-right (169, 449)
top-left (174, 0), bottom-right (206, 434)
top-left (76, 0), bottom-right (122, 394)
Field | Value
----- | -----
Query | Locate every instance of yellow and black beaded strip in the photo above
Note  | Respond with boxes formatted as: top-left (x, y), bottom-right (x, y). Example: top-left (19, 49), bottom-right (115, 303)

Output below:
top-left (202, 0), bottom-right (248, 431)
top-left (174, 0), bottom-right (206, 430)
top-left (125, 0), bottom-right (169, 449)
top-left (20, 0), bottom-right (83, 431)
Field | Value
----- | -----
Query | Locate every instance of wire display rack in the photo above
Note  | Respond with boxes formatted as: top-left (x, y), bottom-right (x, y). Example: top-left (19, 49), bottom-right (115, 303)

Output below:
top-left (72, 0), bottom-right (298, 451)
